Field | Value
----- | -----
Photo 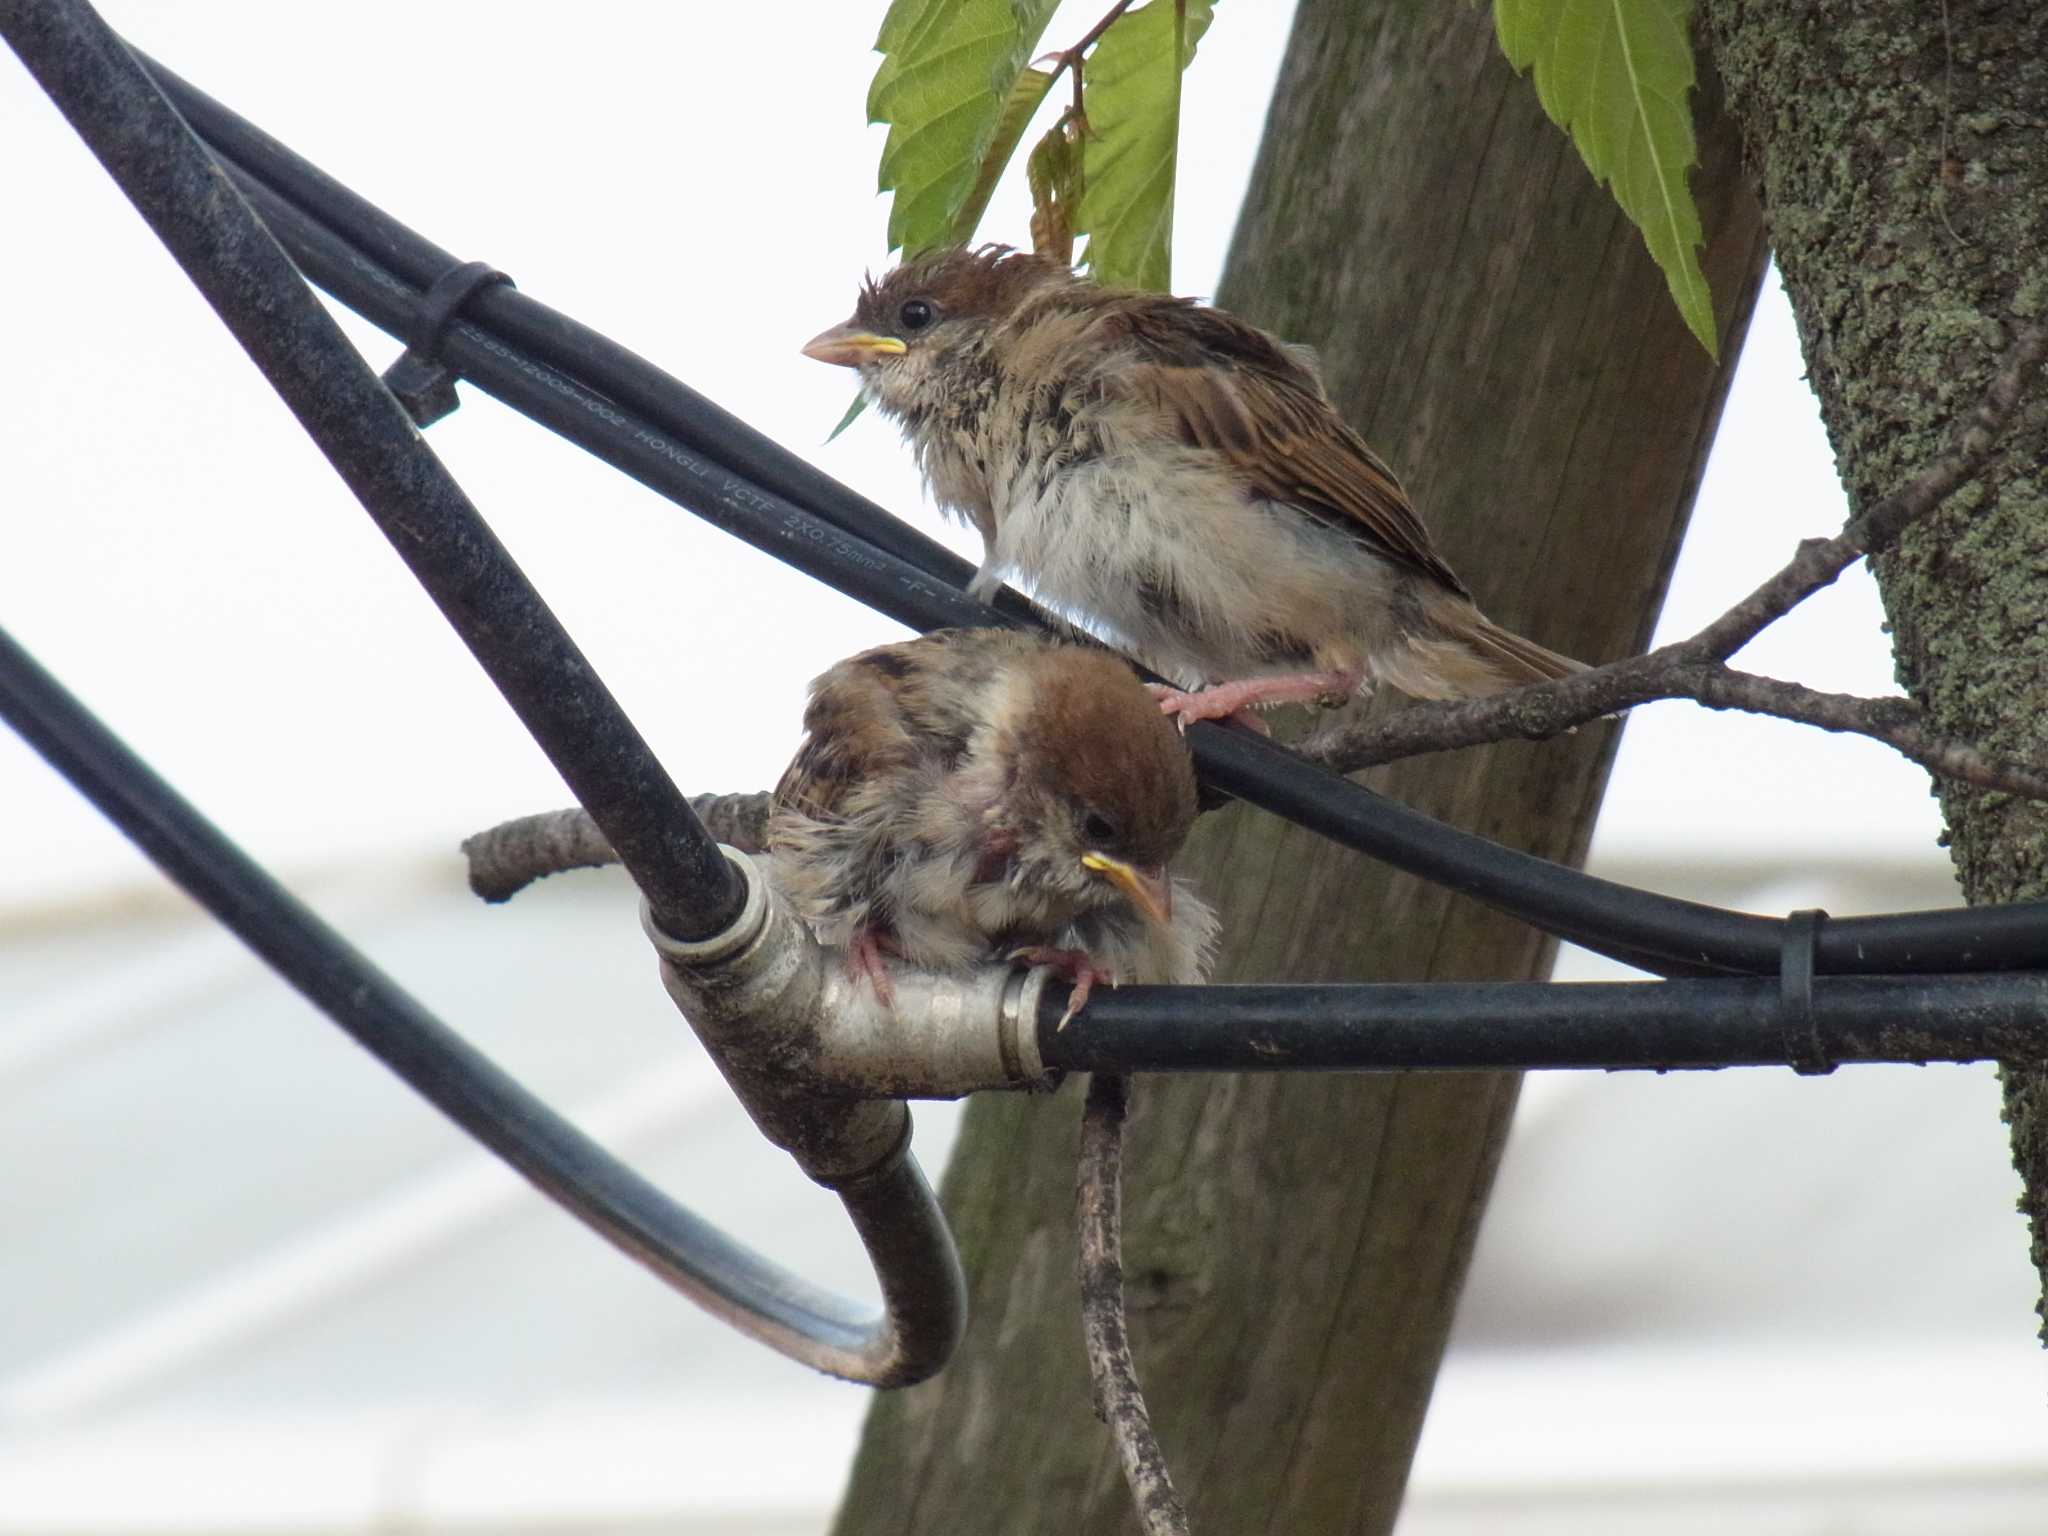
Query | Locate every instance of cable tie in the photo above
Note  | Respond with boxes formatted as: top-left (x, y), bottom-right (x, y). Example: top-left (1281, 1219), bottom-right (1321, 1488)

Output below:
top-left (1780, 908), bottom-right (1831, 1075)
top-left (380, 259), bottom-right (512, 427)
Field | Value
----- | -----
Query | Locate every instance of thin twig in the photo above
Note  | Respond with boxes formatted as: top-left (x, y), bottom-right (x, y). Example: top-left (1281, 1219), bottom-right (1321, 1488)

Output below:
top-left (460, 792), bottom-right (772, 902)
top-left (1303, 324), bottom-right (2048, 796)
top-left (1077, 1074), bottom-right (1191, 1536)
top-left (1686, 669), bottom-right (2048, 799)
top-left (1684, 322), bottom-right (2046, 662)
top-left (1046, 0), bottom-right (1141, 133)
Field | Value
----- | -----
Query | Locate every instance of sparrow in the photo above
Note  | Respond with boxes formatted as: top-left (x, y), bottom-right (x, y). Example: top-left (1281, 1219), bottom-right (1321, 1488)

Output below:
top-left (804, 246), bottom-right (1583, 727)
top-left (766, 627), bottom-right (1216, 1022)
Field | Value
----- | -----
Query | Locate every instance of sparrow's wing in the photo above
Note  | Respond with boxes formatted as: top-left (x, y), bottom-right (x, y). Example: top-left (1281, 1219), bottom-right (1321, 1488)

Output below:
top-left (772, 661), bottom-right (909, 825)
top-left (773, 629), bottom-right (1037, 822)
top-left (1103, 301), bottom-right (1469, 597)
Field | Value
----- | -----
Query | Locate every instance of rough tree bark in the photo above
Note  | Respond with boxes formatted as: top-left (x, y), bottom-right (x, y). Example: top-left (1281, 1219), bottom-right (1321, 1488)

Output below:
top-left (831, 5), bottom-right (1767, 1530)
top-left (1703, 2), bottom-right (2048, 1330)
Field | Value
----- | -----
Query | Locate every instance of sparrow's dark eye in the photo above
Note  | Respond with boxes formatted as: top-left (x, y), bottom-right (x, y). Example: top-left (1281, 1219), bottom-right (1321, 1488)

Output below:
top-left (1081, 808), bottom-right (1120, 847)
top-left (898, 298), bottom-right (936, 332)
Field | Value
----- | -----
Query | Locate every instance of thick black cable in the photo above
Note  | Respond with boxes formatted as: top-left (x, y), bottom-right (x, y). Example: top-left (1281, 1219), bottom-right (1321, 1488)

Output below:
top-left (132, 49), bottom-right (1016, 618)
top-left (1191, 729), bottom-right (2048, 978)
top-left (1033, 974), bottom-right (2048, 1072)
top-left (224, 172), bottom-right (1012, 632)
top-left (0, 622), bottom-right (960, 1387)
top-left (7, 11), bottom-right (739, 945)
top-left (177, 108), bottom-right (2048, 981)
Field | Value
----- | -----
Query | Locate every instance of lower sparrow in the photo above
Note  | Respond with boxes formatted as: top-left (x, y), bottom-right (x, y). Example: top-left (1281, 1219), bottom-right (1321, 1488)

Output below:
top-left (805, 246), bottom-right (1582, 728)
top-left (767, 628), bottom-right (1215, 1022)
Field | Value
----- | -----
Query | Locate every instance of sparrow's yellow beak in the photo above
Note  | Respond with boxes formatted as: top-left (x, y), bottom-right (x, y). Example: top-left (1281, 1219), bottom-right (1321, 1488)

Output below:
top-left (1081, 852), bottom-right (1174, 926)
top-left (801, 323), bottom-right (908, 368)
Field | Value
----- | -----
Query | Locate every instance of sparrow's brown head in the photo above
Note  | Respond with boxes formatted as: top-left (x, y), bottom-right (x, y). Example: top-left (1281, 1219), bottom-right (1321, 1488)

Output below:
top-left (995, 646), bottom-right (1198, 927)
top-left (802, 245), bottom-right (1075, 419)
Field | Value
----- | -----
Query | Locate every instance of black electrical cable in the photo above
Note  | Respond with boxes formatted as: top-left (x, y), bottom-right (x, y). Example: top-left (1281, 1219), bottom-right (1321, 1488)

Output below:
top-left (226, 173), bottom-right (1014, 628)
top-left (1192, 727), bottom-right (2048, 977)
top-left (132, 50), bottom-right (1018, 621)
top-left (0, 621), bottom-right (962, 1387)
top-left (154, 78), bottom-right (2048, 981)
top-left (1033, 974), bottom-right (2048, 1073)
top-left (9, 12), bottom-right (740, 945)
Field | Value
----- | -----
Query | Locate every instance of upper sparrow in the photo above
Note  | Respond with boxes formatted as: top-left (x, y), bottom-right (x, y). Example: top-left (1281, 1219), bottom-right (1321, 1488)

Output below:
top-left (804, 246), bottom-right (1583, 727)
top-left (767, 627), bottom-right (1215, 1021)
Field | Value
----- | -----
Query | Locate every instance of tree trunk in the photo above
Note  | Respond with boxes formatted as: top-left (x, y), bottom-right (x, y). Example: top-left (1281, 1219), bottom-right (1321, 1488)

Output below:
top-left (832, 5), bottom-right (1767, 1530)
top-left (1702, 2), bottom-right (2048, 1333)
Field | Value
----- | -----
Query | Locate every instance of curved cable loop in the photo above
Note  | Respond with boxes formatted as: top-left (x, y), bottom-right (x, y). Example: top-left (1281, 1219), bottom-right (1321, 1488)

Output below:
top-left (0, 621), bottom-right (963, 1387)
top-left (1, 2), bottom-right (961, 1386)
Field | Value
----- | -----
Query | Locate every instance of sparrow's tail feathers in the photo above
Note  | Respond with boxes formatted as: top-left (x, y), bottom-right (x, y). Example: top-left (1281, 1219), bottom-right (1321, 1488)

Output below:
top-left (1462, 613), bottom-right (1585, 687)
top-left (1387, 596), bottom-right (1585, 700)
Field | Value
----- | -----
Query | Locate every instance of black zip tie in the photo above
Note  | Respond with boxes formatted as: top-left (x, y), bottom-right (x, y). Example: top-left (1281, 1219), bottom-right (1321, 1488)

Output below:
top-left (381, 259), bottom-right (512, 427)
top-left (1781, 908), bottom-right (1832, 1075)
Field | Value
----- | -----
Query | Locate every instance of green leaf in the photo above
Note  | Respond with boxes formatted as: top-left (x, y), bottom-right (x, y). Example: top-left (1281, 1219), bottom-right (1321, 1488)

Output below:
top-left (1074, 0), bottom-right (1216, 292)
top-left (1494, 0), bottom-right (1717, 357)
top-left (869, 0), bottom-right (1063, 255)
top-left (825, 391), bottom-right (869, 443)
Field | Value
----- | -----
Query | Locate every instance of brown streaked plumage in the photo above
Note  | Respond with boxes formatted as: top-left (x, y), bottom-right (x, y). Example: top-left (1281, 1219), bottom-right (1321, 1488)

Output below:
top-left (768, 627), bottom-right (1215, 1020)
top-left (804, 245), bottom-right (1583, 726)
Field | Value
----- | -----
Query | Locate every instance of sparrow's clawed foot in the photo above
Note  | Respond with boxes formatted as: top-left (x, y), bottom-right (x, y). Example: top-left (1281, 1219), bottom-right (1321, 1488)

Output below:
top-left (1011, 945), bottom-right (1118, 1030)
top-left (845, 926), bottom-right (902, 1009)
top-left (1147, 668), bottom-right (1363, 732)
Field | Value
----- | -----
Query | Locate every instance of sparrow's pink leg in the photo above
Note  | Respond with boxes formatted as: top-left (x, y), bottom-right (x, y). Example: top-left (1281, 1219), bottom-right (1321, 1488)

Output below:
top-left (1010, 945), bottom-right (1116, 1030)
top-left (1151, 668), bottom-right (1363, 731)
top-left (845, 927), bottom-right (899, 1009)
top-left (1143, 681), bottom-right (1270, 736)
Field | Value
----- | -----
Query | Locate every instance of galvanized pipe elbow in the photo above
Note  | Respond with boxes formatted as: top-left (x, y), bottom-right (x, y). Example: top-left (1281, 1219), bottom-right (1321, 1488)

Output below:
top-left (643, 846), bottom-right (1057, 1386)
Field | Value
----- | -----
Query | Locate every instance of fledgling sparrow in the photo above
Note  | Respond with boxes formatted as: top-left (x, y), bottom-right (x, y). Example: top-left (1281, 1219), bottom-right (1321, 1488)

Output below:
top-left (767, 627), bottom-right (1215, 1022)
top-left (805, 246), bottom-right (1583, 727)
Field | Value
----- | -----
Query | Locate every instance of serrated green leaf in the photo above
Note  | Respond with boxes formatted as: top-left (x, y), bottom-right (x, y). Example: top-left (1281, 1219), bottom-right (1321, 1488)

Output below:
top-left (1073, 0), bottom-right (1215, 293)
top-left (1494, 0), bottom-right (1717, 357)
top-left (868, 0), bottom-right (1063, 256)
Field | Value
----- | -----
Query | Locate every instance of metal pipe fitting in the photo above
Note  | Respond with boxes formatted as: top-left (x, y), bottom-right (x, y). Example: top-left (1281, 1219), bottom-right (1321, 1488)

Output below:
top-left (644, 847), bottom-right (1054, 1125)
top-left (643, 847), bottom-right (1017, 1385)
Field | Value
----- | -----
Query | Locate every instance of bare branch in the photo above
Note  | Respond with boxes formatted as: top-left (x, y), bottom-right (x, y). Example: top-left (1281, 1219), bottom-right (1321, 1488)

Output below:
top-left (460, 792), bottom-right (772, 902)
top-left (461, 807), bottom-right (616, 902)
top-left (1685, 322), bottom-right (2047, 663)
top-left (1077, 1073), bottom-right (1191, 1536)
top-left (1302, 655), bottom-right (2048, 803)
top-left (1687, 669), bottom-right (2048, 800)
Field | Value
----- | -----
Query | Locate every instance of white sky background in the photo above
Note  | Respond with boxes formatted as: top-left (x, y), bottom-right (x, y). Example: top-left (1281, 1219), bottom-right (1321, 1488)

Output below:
top-left (0, 0), bottom-right (1946, 926)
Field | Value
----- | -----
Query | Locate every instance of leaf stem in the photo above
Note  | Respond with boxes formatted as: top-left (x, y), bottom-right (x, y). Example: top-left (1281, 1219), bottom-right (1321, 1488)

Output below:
top-left (1049, 0), bottom-right (1142, 133)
